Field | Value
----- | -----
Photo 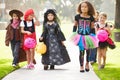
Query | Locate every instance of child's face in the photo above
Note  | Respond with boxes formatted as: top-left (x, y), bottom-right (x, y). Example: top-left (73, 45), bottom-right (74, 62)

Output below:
top-left (12, 13), bottom-right (19, 20)
top-left (81, 3), bottom-right (88, 13)
top-left (27, 14), bottom-right (34, 21)
top-left (99, 15), bottom-right (107, 23)
top-left (47, 13), bottom-right (54, 21)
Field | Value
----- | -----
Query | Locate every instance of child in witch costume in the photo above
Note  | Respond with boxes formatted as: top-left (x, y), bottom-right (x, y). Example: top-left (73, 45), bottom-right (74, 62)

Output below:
top-left (5, 9), bottom-right (23, 67)
top-left (20, 9), bottom-right (40, 69)
top-left (95, 12), bottom-right (115, 70)
top-left (71, 1), bottom-right (98, 72)
top-left (39, 9), bottom-right (70, 70)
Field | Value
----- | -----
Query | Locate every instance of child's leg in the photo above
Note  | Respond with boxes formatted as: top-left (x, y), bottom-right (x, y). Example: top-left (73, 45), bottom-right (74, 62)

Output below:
top-left (85, 49), bottom-right (90, 71)
top-left (86, 49), bottom-right (90, 63)
top-left (30, 48), bottom-right (35, 64)
top-left (97, 48), bottom-right (102, 69)
top-left (11, 41), bottom-right (15, 65)
top-left (25, 50), bottom-right (31, 65)
top-left (102, 47), bottom-right (107, 65)
top-left (79, 50), bottom-right (85, 71)
top-left (13, 42), bottom-right (20, 65)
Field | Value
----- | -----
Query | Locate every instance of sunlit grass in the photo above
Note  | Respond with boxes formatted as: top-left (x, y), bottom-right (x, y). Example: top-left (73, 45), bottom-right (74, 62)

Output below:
top-left (0, 59), bottom-right (17, 79)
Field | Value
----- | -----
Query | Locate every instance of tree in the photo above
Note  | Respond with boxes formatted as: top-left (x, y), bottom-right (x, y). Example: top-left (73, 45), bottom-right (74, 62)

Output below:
top-left (115, 0), bottom-right (120, 29)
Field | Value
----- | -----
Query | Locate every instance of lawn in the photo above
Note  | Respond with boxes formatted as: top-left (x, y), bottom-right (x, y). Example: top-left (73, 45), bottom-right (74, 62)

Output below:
top-left (0, 59), bottom-right (18, 79)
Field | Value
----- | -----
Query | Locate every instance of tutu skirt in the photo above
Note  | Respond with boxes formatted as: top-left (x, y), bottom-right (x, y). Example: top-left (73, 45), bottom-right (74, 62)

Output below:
top-left (71, 33), bottom-right (98, 51)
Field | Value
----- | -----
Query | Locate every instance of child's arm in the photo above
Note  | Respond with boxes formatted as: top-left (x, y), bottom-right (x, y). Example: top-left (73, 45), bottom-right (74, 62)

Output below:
top-left (39, 25), bottom-right (47, 42)
top-left (34, 15), bottom-right (40, 26)
top-left (91, 16), bottom-right (95, 29)
top-left (90, 16), bottom-right (96, 34)
top-left (73, 21), bottom-right (78, 32)
top-left (94, 23), bottom-right (99, 34)
top-left (5, 24), bottom-right (11, 46)
top-left (56, 23), bottom-right (66, 41)
top-left (21, 27), bottom-right (32, 35)
top-left (73, 15), bottom-right (78, 32)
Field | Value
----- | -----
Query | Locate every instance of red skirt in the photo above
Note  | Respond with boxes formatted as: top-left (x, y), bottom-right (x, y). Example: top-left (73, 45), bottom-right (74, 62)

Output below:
top-left (23, 32), bottom-right (36, 50)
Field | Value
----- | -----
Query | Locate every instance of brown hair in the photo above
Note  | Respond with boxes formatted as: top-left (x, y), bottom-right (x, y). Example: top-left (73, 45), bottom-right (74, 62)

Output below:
top-left (77, 1), bottom-right (95, 16)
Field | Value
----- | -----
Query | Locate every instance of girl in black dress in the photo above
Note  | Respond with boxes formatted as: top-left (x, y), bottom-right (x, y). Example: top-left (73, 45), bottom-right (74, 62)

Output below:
top-left (39, 9), bottom-right (70, 70)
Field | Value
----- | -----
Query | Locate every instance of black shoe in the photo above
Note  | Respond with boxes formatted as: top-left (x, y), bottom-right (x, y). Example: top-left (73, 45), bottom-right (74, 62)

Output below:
top-left (50, 65), bottom-right (54, 70)
top-left (85, 68), bottom-right (89, 72)
top-left (44, 65), bottom-right (48, 70)
top-left (80, 70), bottom-right (85, 72)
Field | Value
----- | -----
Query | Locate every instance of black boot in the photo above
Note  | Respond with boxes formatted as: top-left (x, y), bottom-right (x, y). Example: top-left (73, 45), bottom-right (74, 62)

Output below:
top-left (50, 65), bottom-right (54, 70)
top-left (44, 65), bottom-right (48, 70)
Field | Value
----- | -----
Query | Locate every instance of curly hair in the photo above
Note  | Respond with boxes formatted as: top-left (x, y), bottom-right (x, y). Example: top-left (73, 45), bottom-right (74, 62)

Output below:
top-left (77, 1), bottom-right (95, 16)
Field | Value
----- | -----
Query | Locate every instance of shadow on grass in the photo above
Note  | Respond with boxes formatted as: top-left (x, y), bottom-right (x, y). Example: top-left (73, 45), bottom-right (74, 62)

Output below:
top-left (93, 63), bottom-right (120, 80)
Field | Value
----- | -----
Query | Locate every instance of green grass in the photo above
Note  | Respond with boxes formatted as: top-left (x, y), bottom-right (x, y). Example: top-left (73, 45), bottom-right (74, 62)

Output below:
top-left (0, 58), bottom-right (26, 79)
top-left (93, 42), bottom-right (120, 80)
top-left (0, 59), bottom-right (17, 79)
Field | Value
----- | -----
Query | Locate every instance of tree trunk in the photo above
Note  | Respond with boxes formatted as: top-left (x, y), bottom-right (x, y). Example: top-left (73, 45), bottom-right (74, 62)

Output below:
top-left (115, 0), bottom-right (120, 29)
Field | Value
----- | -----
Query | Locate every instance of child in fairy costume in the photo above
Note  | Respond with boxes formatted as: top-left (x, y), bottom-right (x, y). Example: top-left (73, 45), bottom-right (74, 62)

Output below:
top-left (72, 1), bottom-right (98, 72)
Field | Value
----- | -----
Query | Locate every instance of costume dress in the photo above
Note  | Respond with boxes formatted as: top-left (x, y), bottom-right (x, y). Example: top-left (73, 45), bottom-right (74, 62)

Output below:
top-left (41, 22), bottom-right (70, 65)
top-left (72, 14), bottom-right (98, 51)
top-left (20, 20), bottom-right (36, 50)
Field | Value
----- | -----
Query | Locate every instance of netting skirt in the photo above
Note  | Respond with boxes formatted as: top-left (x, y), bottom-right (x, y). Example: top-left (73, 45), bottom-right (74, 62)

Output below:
top-left (71, 33), bottom-right (98, 51)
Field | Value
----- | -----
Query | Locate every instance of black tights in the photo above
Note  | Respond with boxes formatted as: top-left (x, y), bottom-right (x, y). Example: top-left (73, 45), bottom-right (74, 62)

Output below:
top-left (79, 50), bottom-right (90, 66)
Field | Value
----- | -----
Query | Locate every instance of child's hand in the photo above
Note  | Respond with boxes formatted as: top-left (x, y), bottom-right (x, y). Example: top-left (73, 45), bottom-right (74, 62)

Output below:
top-left (5, 43), bottom-right (9, 46)
top-left (61, 41), bottom-right (64, 45)
top-left (26, 31), bottom-right (32, 35)
top-left (39, 37), bottom-right (43, 42)
top-left (35, 21), bottom-right (40, 26)
top-left (34, 15), bottom-right (40, 26)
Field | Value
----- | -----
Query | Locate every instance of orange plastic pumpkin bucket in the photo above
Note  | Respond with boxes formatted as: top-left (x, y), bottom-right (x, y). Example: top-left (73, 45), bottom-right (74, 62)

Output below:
top-left (35, 42), bottom-right (47, 54)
